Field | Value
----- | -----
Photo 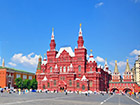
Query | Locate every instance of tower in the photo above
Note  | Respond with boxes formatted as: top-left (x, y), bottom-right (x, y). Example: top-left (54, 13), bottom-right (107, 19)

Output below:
top-left (104, 58), bottom-right (109, 71)
top-left (36, 55), bottom-right (42, 74)
top-left (111, 60), bottom-right (121, 82)
top-left (50, 28), bottom-right (56, 51)
top-left (77, 23), bottom-right (84, 48)
top-left (74, 24), bottom-right (87, 73)
top-left (2, 58), bottom-right (5, 67)
top-left (123, 59), bottom-right (133, 82)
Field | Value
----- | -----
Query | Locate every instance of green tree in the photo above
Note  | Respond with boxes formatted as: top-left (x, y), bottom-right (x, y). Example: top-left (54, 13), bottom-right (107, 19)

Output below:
top-left (30, 79), bottom-right (38, 90)
top-left (23, 79), bottom-right (31, 89)
top-left (15, 78), bottom-right (23, 89)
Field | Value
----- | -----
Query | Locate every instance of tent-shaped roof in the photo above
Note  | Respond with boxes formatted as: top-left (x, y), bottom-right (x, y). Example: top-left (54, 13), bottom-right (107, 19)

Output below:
top-left (56, 47), bottom-right (75, 58)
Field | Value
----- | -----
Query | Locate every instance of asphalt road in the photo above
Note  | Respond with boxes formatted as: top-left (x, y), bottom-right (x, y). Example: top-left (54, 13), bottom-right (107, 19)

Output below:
top-left (0, 92), bottom-right (140, 105)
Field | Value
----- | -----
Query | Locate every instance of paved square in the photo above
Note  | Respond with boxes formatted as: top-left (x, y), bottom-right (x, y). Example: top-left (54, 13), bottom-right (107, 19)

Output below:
top-left (0, 93), bottom-right (140, 105)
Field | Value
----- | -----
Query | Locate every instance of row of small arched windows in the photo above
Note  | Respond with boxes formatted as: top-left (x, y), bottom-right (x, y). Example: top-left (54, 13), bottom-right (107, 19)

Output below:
top-left (49, 65), bottom-right (82, 72)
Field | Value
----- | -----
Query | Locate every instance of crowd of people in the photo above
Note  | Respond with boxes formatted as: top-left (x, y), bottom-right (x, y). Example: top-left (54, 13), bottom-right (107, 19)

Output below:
top-left (0, 87), bottom-right (140, 99)
top-left (0, 87), bottom-right (34, 95)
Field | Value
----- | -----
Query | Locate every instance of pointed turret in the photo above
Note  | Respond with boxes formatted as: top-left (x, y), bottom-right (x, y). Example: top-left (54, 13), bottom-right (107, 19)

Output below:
top-left (88, 49), bottom-right (95, 62)
top-left (37, 55), bottom-right (42, 70)
top-left (111, 60), bottom-right (121, 82)
top-left (51, 28), bottom-right (54, 40)
top-left (125, 59), bottom-right (131, 72)
top-left (77, 23), bottom-right (84, 48)
top-left (50, 28), bottom-right (56, 51)
top-left (114, 60), bottom-right (119, 73)
top-left (104, 58), bottom-right (109, 71)
top-left (123, 59), bottom-right (133, 82)
top-left (2, 58), bottom-right (5, 67)
top-left (79, 23), bottom-right (82, 36)
top-left (43, 54), bottom-right (47, 61)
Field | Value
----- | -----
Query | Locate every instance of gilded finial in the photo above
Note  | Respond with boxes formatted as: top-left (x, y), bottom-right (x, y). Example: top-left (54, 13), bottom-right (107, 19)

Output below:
top-left (44, 53), bottom-right (46, 56)
top-left (105, 58), bottom-right (107, 61)
top-left (127, 59), bottom-right (128, 62)
top-left (80, 23), bottom-right (82, 27)
top-left (52, 28), bottom-right (54, 32)
top-left (115, 60), bottom-right (117, 63)
top-left (90, 49), bottom-right (92, 53)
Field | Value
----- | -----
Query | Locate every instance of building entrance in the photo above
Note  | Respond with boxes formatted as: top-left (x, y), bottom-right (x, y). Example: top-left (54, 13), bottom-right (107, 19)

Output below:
top-left (60, 87), bottom-right (64, 91)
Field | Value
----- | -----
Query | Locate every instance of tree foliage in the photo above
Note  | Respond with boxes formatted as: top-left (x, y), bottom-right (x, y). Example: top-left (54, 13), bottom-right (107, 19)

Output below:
top-left (15, 78), bottom-right (23, 89)
top-left (15, 78), bottom-right (37, 90)
top-left (31, 78), bottom-right (38, 90)
top-left (23, 79), bottom-right (31, 89)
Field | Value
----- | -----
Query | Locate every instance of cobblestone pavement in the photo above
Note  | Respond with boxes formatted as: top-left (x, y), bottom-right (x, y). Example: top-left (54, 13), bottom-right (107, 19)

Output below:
top-left (0, 92), bottom-right (140, 105)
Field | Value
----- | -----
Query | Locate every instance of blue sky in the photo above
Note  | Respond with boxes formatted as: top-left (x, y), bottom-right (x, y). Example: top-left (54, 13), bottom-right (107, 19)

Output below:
top-left (0, 0), bottom-right (140, 74)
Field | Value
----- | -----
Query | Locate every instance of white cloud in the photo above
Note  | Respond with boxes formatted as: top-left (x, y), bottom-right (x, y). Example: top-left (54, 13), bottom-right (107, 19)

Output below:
top-left (95, 2), bottom-right (104, 8)
top-left (130, 49), bottom-right (140, 56)
top-left (11, 53), bottom-right (39, 67)
top-left (133, 0), bottom-right (140, 3)
top-left (109, 61), bottom-right (115, 67)
top-left (95, 56), bottom-right (104, 62)
top-left (117, 61), bottom-right (126, 68)
top-left (110, 61), bottom-right (126, 68)
top-left (8, 62), bottom-right (17, 67)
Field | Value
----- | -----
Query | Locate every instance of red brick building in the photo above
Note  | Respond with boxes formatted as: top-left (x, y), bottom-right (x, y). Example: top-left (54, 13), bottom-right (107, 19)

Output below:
top-left (109, 60), bottom-right (140, 93)
top-left (0, 59), bottom-right (35, 88)
top-left (36, 24), bottom-right (111, 92)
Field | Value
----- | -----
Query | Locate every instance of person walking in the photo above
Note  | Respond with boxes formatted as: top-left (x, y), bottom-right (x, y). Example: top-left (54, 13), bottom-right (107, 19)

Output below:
top-left (19, 88), bottom-right (21, 95)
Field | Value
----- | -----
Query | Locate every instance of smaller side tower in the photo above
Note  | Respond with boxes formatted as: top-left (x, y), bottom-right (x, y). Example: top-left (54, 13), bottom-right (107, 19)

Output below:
top-left (123, 59), bottom-right (133, 82)
top-left (111, 60), bottom-right (121, 82)
top-left (36, 55), bottom-right (42, 74)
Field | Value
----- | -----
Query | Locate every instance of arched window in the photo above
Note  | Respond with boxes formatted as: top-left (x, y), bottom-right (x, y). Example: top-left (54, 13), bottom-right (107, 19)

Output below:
top-left (78, 65), bottom-right (81, 72)
top-left (43, 85), bottom-right (45, 89)
top-left (43, 69), bottom-right (45, 73)
top-left (82, 85), bottom-right (85, 90)
top-left (67, 66), bottom-right (69, 72)
top-left (69, 80), bottom-right (72, 86)
top-left (63, 66), bottom-right (66, 72)
top-left (47, 82), bottom-right (50, 88)
top-left (50, 67), bottom-right (52, 73)
top-left (90, 67), bottom-right (92, 71)
top-left (54, 80), bottom-right (56, 86)
top-left (60, 66), bottom-right (62, 73)
top-left (77, 82), bottom-right (79, 88)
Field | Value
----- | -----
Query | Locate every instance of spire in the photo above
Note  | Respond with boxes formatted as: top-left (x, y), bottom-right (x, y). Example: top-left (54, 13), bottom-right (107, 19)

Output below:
top-left (88, 49), bottom-right (95, 63)
top-left (90, 49), bottom-right (93, 57)
top-left (79, 23), bottom-right (82, 36)
top-left (125, 59), bottom-right (131, 72)
top-left (104, 58), bottom-right (109, 71)
top-left (105, 58), bottom-right (107, 66)
top-left (2, 58), bottom-right (5, 67)
top-left (77, 23), bottom-right (84, 48)
top-left (51, 28), bottom-right (54, 40)
top-left (114, 60), bottom-right (119, 73)
top-left (37, 55), bottom-right (42, 70)
top-left (50, 28), bottom-right (56, 51)
top-left (43, 53), bottom-right (47, 61)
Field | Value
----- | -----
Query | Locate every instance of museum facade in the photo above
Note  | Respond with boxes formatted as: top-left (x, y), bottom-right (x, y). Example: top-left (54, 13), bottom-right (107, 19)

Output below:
top-left (36, 24), bottom-right (111, 92)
